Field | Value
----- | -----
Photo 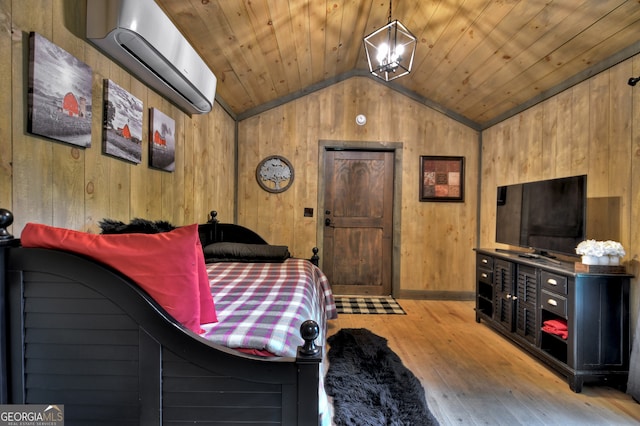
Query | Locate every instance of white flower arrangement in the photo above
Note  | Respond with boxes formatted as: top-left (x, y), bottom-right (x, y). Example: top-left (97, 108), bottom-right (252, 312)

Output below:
top-left (602, 240), bottom-right (626, 257)
top-left (576, 239), bottom-right (604, 257)
top-left (575, 239), bottom-right (625, 257)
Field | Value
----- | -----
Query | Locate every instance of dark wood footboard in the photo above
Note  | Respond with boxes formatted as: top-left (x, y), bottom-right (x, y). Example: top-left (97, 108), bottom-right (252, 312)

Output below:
top-left (0, 210), bottom-right (322, 426)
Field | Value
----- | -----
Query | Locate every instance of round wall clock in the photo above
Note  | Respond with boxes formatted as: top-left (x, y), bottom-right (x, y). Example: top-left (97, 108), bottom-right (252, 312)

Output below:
top-left (256, 155), bottom-right (295, 193)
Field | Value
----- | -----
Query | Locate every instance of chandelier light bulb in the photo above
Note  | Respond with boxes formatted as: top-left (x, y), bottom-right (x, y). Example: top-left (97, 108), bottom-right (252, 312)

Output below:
top-left (377, 43), bottom-right (389, 64)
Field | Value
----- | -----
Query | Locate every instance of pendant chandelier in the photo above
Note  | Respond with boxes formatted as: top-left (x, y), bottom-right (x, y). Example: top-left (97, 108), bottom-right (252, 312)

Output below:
top-left (363, 0), bottom-right (417, 82)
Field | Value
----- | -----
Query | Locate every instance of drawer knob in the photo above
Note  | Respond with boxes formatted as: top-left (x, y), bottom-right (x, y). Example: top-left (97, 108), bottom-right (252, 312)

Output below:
top-left (547, 278), bottom-right (558, 286)
top-left (482, 259), bottom-right (488, 264)
top-left (547, 299), bottom-right (558, 306)
top-left (481, 273), bottom-right (488, 278)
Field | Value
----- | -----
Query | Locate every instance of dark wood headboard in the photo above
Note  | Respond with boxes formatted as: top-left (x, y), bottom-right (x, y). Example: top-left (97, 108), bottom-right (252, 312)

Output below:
top-left (198, 210), bottom-right (268, 246)
top-left (198, 210), bottom-right (319, 266)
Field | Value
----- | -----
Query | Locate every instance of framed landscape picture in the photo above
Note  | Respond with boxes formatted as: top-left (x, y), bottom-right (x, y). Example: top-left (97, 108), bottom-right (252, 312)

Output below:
top-left (419, 156), bottom-right (464, 202)
top-left (28, 32), bottom-right (93, 147)
top-left (149, 108), bottom-right (176, 172)
top-left (102, 80), bottom-right (143, 163)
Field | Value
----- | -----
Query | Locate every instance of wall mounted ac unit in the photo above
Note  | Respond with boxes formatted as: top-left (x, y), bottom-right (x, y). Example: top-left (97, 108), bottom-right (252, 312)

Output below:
top-left (86, 0), bottom-right (217, 115)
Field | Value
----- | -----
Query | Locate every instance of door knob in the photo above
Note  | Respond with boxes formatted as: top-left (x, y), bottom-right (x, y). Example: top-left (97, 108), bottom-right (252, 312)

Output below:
top-left (325, 218), bottom-right (331, 226)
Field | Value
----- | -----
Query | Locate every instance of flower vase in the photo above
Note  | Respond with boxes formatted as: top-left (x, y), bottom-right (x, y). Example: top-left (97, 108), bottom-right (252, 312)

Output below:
top-left (609, 256), bottom-right (620, 265)
top-left (597, 256), bottom-right (610, 265)
top-left (581, 255), bottom-right (599, 265)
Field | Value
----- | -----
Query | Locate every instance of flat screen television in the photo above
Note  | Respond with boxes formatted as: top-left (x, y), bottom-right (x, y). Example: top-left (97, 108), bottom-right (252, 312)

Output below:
top-left (495, 175), bottom-right (587, 257)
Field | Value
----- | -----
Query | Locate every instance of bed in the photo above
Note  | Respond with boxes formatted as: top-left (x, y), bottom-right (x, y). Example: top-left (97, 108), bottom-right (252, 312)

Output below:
top-left (0, 208), bottom-right (336, 426)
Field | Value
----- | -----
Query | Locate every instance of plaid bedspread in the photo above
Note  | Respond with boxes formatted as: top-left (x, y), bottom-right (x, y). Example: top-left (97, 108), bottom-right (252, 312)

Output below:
top-left (200, 258), bottom-right (336, 357)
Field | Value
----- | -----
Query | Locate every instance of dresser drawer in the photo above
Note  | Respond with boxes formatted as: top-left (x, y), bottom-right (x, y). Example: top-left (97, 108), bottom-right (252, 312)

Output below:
top-left (541, 271), bottom-right (568, 295)
top-left (541, 289), bottom-right (567, 317)
top-left (477, 254), bottom-right (493, 270)
top-left (477, 269), bottom-right (493, 284)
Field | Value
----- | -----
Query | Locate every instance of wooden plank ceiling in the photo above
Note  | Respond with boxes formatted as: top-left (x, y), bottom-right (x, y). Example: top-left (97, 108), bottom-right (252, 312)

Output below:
top-left (156, 0), bottom-right (640, 126)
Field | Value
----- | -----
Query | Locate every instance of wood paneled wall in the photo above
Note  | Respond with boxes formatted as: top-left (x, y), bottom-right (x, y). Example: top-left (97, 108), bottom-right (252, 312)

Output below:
top-left (481, 56), bottom-right (640, 319)
top-left (10, 1), bottom-right (637, 303)
top-left (0, 0), bottom-right (236, 234)
top-left (237, 77), bottom-right (479, 296)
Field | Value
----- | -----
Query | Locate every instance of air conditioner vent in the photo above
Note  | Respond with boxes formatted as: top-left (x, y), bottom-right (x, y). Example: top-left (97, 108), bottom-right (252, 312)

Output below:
top-left (87, 0), bottom-right (217, 115)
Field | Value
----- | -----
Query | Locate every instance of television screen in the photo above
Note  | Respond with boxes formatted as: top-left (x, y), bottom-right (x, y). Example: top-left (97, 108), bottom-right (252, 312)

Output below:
top-left (496, 175), bottom-right (587, 257)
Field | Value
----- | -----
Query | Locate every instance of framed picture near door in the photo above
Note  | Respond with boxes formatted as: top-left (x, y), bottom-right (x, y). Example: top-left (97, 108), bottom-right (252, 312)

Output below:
top-left (419, 156), bottom-right (464, 202)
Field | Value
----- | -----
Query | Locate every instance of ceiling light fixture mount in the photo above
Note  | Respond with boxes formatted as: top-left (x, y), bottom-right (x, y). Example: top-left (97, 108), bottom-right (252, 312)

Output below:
top-left (363, 0), bottom-right (416, 82)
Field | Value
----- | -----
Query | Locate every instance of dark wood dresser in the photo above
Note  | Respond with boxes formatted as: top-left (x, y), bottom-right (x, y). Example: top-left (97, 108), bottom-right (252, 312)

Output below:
top-left (475, 248), bottom-right (631, 392)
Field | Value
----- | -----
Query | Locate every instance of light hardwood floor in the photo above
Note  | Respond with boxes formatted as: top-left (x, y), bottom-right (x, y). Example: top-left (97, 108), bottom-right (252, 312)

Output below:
top-left (327, 300), bottom-right (640, 425)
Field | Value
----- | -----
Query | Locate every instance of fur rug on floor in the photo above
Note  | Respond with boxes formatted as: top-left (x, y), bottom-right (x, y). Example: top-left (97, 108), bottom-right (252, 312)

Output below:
top-left (325, 328), bottom-right (439, 426)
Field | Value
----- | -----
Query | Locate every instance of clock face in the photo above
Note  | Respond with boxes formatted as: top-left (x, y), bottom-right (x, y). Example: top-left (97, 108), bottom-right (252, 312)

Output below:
top-left (256, 155), bottom-right (295, 193)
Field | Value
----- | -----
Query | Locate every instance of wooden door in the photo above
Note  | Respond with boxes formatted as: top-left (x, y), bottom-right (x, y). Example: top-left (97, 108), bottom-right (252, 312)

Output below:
top-left (323, 150), bottom-right (394, 295)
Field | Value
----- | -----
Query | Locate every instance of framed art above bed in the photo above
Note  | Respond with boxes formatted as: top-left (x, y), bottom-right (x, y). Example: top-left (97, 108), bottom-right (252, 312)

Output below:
top-left (28, 32), bottom-right (93, 148)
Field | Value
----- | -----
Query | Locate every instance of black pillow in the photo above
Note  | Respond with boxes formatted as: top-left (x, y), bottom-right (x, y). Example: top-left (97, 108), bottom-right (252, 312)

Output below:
top-left (203, 242), bottom-right (290, 263)
top-left (99, 218), bottom-right (176, 234)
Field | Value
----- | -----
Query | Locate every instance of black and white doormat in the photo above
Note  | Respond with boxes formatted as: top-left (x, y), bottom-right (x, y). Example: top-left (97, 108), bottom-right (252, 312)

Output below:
top-left (334, 296), bottom-right (406, 315)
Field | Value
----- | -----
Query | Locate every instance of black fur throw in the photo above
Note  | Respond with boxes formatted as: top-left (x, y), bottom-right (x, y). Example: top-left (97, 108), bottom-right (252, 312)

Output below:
top-left (99, 218), bottom-right (176, 234)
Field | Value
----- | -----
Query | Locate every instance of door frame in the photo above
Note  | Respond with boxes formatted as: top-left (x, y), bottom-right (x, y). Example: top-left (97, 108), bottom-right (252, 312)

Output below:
top-left (317, 140), bottom-right (403, 297)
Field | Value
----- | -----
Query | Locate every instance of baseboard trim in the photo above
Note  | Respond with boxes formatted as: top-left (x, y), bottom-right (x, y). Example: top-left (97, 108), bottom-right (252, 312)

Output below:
top-left (395, 289), bottom-right (475, 301)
